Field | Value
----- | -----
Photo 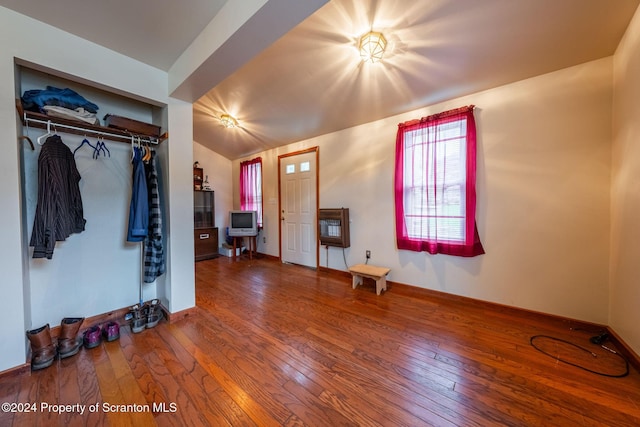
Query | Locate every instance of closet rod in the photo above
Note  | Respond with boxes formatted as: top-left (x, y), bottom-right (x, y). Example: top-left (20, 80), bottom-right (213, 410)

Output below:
top-left (24, 115), bottom-right (160, 145)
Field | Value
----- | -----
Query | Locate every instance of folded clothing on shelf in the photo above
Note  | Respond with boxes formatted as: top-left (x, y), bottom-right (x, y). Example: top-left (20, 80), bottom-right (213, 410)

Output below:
top-left (21, 86), bottom-right (99, 114)
top-left (43, 105), bottom-right (100, 126)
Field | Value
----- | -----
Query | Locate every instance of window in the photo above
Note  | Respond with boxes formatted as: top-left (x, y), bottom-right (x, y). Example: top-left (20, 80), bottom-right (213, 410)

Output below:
top-left (394, 105), bottom-right (484, 257)
top-left (240, 157), bottom-right (263, 228)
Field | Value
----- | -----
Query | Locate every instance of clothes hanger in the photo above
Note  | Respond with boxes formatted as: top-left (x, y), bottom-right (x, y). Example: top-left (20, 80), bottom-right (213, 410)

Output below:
top-left (99, 135), bottom-right (110, 158)
top-left (37, 121), bottom-right (54, 145)
top-left (93, 136), bottom-right (104, 159)
top-left (20, 119), bottom-right (35, 150)
top-left (143, 140), bottom-right (152, 163)
top-left (131, 135), bottom-right (137, 161)
top-left (137, 137), bottom-right (144, 162)
top-left (73, 134), bottom-right (97, 156)
top-left (139, 140), bottom-right (146, 161)
top-left (18, 136), bottom-right (35, 151)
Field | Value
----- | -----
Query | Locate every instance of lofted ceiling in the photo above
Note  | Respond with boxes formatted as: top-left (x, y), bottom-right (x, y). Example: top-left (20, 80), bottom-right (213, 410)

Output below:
top-left (1, 0), bottom-right (638, 160)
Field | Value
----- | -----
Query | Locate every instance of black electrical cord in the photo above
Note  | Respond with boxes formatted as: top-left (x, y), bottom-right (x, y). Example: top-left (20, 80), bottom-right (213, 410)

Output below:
top-left (342, 247), bottom-right (349, 270)
top-left (530, 335), bottom-right (629, 378)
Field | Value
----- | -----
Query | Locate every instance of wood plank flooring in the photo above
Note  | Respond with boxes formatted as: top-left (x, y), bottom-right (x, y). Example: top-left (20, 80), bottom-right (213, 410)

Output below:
top-left (1, 256), bottom-right (640, 426)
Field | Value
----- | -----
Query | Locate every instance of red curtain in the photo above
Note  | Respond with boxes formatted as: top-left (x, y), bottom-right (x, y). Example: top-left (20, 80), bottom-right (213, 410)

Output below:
top-left (240, 157), bottom-right (263, 228)
top-left (394, 106), bottom-right (484, 257)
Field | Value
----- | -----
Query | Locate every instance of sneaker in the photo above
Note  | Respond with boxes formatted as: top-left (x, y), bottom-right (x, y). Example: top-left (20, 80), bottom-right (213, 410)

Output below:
top-left (129, 304), bottom-right (146, 334)
top-left (83, 325), bottom-right (102, 349)
top-left (146, 299), bottom-right (163, 329)
top-left (102, 321), bottom-right (120, 342)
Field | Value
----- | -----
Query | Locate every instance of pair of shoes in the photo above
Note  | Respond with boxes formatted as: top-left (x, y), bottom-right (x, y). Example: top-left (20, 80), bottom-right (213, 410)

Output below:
top-left (26, 317), bottom-right (85, 370)
top-left (128, 304), bottom-right (146, 334)
top-left (145, 299), bottom-right (162, 329)
top-left (126, 300), bottom-right (163, 333)
top-left (102, 321), bottom-right (120, 342)
top-left (83, 321), bottom-right (121, 349)
top-left (83, 325), bottom-right (102, 349)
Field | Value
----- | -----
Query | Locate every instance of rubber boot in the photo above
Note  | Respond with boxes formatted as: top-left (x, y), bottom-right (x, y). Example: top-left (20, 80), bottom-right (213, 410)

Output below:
top-left (26, 324), bottom-right (56, 370)
top-left (58, 317), bottom-right (84, 358)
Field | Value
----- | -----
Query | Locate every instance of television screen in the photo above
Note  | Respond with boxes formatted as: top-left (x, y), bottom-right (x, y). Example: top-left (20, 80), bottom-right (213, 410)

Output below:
top-left (231, 212), bottom-right (254, 228)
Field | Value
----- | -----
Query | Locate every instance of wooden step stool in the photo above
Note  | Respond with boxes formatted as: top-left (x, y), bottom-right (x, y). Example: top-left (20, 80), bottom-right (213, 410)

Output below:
top-left (349, 264), bottom-right (391, 295)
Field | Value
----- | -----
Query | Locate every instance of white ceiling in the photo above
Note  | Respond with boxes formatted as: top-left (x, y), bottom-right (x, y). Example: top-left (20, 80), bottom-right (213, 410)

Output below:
top-left (0, 0), bottom-right (227, 71)
top-left (2, 0), bottom-right (638, 160)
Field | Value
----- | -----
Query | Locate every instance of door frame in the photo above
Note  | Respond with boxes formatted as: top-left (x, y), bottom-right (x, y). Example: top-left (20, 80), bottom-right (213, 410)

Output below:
top-left (277, 147), bottom-right (320, 267)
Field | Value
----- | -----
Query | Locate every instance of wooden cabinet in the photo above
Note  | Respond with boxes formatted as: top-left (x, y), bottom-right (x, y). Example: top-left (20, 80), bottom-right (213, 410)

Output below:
top-left (194, 228), bottom-right (218, 261)
top-left (319, 208), bottom-right (350, 248)
top-left (194, 190), bottom-right (218, 261)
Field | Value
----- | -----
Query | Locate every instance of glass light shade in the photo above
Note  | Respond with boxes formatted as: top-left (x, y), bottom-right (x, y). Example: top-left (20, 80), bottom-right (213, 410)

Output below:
top-left (220, 114), bottom-right (238, 128)
top-left (359, 31), bottom-right (387, 63)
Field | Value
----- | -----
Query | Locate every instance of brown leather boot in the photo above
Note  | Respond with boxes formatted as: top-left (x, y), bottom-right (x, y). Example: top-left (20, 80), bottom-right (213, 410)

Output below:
top-left (58, 317), bottom-right (84, 358)
top-left (26, 324), bottom-right (56, 370)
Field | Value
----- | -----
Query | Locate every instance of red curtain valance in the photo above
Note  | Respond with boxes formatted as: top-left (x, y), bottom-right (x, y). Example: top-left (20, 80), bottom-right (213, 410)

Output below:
top-left (398, 105), bottom-right (475, 129)
top-left (240, 157), bottom-right (262, 167)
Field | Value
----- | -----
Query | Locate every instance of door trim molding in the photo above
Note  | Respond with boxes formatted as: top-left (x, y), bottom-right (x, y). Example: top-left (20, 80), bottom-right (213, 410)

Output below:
top-left (277, 147), bottom-right (319, 267)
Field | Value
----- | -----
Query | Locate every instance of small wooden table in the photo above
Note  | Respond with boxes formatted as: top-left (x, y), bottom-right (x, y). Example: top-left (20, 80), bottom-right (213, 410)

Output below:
top-left (349, 264), bottom-right (391, 295)
top-left (232, 235), bottom-right (257, 261)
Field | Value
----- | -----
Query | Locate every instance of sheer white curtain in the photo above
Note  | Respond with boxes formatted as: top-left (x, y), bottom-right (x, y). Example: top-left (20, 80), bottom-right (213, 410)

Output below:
top-left (394, 106), bottom-right (484, 257)
top-left (240, 157), bottom-right (263, 228)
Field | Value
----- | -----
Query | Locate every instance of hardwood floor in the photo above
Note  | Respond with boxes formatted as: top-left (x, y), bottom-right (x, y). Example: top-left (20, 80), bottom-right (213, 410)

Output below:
top-left (1, 256), bottom-right (640, 426)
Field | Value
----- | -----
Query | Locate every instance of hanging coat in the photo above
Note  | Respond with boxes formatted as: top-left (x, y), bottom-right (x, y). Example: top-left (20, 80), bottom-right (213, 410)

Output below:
top-left (127, 147), bottom-right (148, 242)
top-left (30, 135), bottom-right (86, 259)
top-left (143, 151), bottom-right (165, 282)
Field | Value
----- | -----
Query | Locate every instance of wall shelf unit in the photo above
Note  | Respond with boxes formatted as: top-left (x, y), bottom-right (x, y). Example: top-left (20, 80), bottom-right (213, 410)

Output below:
top-left (16, 99), bottom-right (167, 144)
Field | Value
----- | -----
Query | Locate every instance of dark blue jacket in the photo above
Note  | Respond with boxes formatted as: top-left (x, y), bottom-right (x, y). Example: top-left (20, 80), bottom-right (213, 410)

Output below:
top-left (127, 148), bottom-right (148, 242)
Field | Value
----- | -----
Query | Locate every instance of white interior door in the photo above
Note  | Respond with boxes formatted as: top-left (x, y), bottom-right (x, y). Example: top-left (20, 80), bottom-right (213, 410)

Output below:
top-left (280, 150), bottom-right (317, 267)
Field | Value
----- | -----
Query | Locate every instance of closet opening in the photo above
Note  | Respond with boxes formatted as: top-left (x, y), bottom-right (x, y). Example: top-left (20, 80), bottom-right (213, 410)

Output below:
top-left (16, 64), bottom-right (170, 337)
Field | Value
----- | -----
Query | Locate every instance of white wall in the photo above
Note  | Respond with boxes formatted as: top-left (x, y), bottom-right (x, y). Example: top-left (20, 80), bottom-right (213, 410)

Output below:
top-left (235, 58), bottom-right (613, 325)
top-left (0, 6), bottom-right (195, 372)
top-left (193, 141), bottom-right (233, 247)
top-left (0, 48), bottom-right (28, 373)
top-left (164, 100), bottom-right (196, 313)
top-left (611, 6), bottom-right (640, 356)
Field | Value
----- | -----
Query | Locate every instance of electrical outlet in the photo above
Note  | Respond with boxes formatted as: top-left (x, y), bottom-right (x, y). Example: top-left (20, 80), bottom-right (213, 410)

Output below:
top-left (366, 250), bottom-right (371, 259)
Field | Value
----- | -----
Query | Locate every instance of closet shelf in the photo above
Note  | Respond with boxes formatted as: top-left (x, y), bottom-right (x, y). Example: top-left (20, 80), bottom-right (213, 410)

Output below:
top-left (16, 99), bottom-right (167, 144)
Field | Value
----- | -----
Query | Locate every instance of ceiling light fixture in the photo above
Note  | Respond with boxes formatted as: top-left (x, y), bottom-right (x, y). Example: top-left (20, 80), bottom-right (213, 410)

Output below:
top-left (359, 31), bottom-right (387, 63)
top-left (220, 114), bottom-right (238, 128)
